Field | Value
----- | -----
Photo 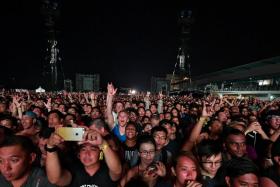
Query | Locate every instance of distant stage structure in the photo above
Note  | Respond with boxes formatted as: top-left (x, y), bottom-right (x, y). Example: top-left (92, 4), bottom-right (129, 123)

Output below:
top-left (41, 0), bottom-right (64, 90)
top-left (171, 9), bottom-right (194, 92)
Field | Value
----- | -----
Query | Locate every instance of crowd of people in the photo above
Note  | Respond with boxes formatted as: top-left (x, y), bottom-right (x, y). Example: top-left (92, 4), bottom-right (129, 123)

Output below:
top-left (0, 83), bottom-right (280, 187)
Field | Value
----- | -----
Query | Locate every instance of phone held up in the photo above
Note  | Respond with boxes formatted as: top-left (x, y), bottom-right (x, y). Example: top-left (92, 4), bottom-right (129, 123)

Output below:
top-left (56, 127), bottom-right (85, 141)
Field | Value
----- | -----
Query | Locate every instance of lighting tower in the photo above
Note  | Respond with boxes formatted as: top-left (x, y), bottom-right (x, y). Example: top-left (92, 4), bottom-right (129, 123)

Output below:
top-left (171, 9), bottom-right (194, 90)
top-left (41, 0), bottom-right (62, 90)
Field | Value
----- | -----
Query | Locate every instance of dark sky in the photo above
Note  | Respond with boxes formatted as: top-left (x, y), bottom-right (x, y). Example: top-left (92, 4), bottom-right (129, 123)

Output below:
top-left (1, 1), bottom-right (279, 90)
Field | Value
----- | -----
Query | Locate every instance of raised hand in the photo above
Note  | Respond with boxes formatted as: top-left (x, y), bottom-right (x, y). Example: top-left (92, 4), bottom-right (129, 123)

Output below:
top-left (81, 129), bottom-right (103, 146)
top-left (68, 93), bottom-right (73, 101)
top-left (245, 122), bottom-right (260, 134)
top-left (185, 180), bottom-right (202, 187)
top-left (202, 101), bottom-right (214, 117)
top-left (13, 95), bottom-right (22, 108)
top-left (47, 132), bottom-right (65, 148)
top-left (90, 92), bottom-right (97, 100)
top-left (155, 161), bottom-right (166, 177)
top-left (107, 83), bottom-right (117, 96)
top-left (44, 98), bottom-right (52, 110)
top-left (144, 92), bottom-right (150, 101)
top-left (158, 91), bottom-right (163, 100)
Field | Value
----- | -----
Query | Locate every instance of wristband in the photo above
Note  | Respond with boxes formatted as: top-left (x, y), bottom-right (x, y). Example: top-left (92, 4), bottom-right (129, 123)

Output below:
top-left (99, 142), bottom-right (109, 160)
top-left (44, 144), bottom-right (58, 153)
top-left (198, 117), bottom-right (209, 126)
top-left (99, 142), bottom-right (109, 152)
top-left (199, 117), bottom-right (208, 123)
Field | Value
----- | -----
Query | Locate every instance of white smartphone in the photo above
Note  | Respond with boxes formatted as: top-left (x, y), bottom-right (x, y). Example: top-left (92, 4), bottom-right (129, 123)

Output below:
top-left (56, 127), bottom-right (85, 141)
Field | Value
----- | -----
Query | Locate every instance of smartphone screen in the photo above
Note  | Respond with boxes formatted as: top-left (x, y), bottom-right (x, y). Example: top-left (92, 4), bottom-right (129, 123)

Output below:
top-left (56, 127), bottom-right (85, 141)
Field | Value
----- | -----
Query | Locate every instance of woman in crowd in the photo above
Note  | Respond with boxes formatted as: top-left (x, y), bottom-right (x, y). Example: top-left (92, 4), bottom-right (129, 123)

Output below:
top-left (120, 135), bottom-right (166, 187)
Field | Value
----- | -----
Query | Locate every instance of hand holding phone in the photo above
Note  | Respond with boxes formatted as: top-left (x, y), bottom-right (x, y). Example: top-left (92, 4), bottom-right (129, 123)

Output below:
top-left (81, 129), bottom-right (103, 146)
top-left (146, 162), bottom-right (158, 175)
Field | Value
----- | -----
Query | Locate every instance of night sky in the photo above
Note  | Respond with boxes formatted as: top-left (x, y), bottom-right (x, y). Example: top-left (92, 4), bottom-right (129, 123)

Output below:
top-left (1, 1), bottom-right (279, 90)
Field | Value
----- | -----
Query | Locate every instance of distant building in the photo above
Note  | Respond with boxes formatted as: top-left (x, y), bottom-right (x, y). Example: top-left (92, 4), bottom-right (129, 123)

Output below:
top-left (64, 79), bottom-right (73, 92)
top-left (190, 56), bottom-right (280, 100)
top-left (192, 56), bottom-right (280, 91)
top-left (75, 73), bottom-right (100, 91)
top-left (150, 76), bottom-right (170, 94)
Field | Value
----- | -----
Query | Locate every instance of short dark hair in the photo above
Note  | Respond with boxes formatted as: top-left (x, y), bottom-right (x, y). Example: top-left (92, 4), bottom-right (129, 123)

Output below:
top-left (159, 119), bottom-right (173, 127)
top-left (214, 157), bottom-right (259, 186)
top-left (137, 134), bottom-right (156, 150)
top-left (65, 113), bottom-right (76, 121)
top-left (223, 127), bottom-right (245, 142)
top-left (196, 139), bottom-right (222, 159)
top-left (0, 135), bottom-right (36, 155)
top-left (126, 121), bottom-right (137, 129)
top-left (126, 108), bottom-right (138, 116)
top-left (48, 110), bottom-right (64, 119)
top-left (151, 125), bottom-right (167, 136)
top-left (225, 157), bottom-right (259, 179)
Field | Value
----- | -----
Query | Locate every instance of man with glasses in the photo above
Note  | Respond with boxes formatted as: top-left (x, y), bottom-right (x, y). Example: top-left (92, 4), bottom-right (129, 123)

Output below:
top-left (196, 139), bottom-right (223, 186)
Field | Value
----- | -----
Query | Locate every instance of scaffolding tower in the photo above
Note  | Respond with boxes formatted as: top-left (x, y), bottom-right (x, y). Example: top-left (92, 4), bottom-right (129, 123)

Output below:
top-left (41, 0), bottom-right (63, 90)
top-left (171, 9), bottom-right (194, 91)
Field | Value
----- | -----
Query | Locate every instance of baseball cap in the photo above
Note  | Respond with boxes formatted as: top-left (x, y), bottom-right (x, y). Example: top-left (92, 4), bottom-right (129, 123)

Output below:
top-left (23, 111), bottom-right (37, 119)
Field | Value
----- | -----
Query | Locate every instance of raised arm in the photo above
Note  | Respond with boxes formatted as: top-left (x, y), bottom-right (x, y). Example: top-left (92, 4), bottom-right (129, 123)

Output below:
top-left (157, 91), bottom-right (163, 114)
top-left (181, 101), bottom-right (213, 151)
top-left (44, 97), bottom-right (52, 112)
top-left (11, 95), bottom-right (22, 119)
top-left (144, 92), bottom-right (151, 110)
top-left (106, 83), bottom-right (117, 130)
top-left (45, 133), bottom-right (72, 186)
top-left (90, 92), bottom-right (97, 107)
top-left (84, 129), bottom-right (122, 181)
top-left (84, 92), bottom-right (90, 104)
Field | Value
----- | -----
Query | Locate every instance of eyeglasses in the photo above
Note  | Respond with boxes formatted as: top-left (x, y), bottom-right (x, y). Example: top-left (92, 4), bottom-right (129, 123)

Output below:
top-left (139, 150), bottom-right (155, 156)
top-left (201, 161), bottom-right (222, 166)
top-left (153, 135), bottom-right (166, 141)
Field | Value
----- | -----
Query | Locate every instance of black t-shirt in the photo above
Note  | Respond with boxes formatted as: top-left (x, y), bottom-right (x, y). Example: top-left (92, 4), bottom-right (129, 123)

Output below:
top-left (0, 167), bottom-right (56, 187)
top-left (121, 143), bottom-right (139, 167)
top-left (164, 139), bottom-right (180, 157)
top-left (68, 161), bottom-right (117, 187)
